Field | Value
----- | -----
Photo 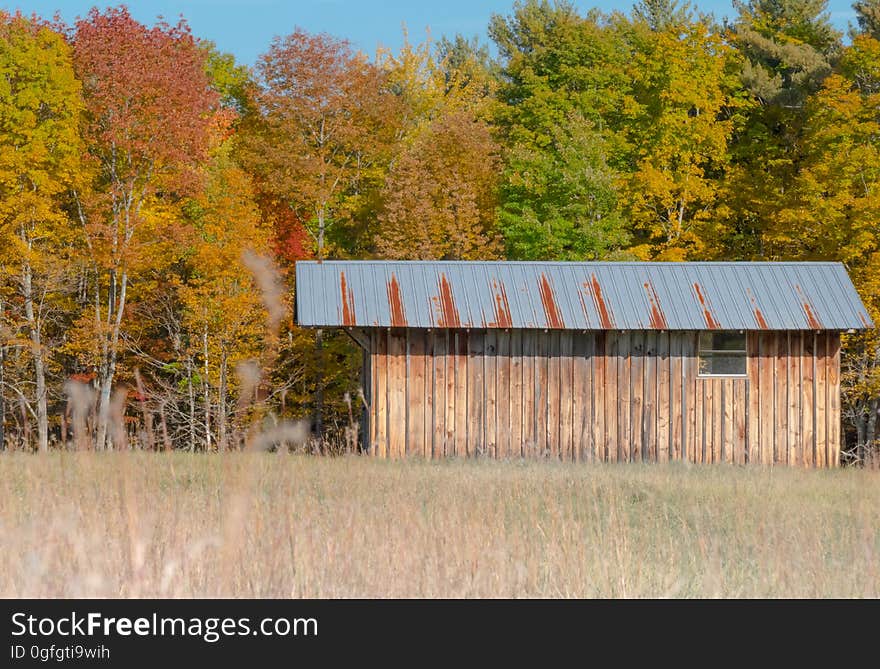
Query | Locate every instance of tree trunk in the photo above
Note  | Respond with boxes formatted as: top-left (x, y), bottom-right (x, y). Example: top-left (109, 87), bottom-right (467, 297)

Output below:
top-left (21, 258), bottom-right (48, 453)
top-left (95, 374), bottom-right (113, 451)
top-left (218, 351), bottom-right (228, 451)
top-left (187, 355), bottom-right (196, 452)
top-left (866, 398), bottom-right (879, 463)
top-left (19, 394), bottom-right (29, 450)
top-left (95, 269), bottom-right (127, 451)
top-left (203, 328), bottom-right (211, 451)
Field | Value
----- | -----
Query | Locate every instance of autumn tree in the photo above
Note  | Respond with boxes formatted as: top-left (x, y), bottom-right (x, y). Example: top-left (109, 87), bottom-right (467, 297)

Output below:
top-left (180, 145), bottom-right (274, 450)
top-left (239, 29), bottom-right (402, 436)
top-left (854, 0), bottom-right (880, 39)
top-left (70, 7), bottom-right (217, 450)
top-left (377, 109), bottom-right (502, 259)
top-left (373, 28), bottom-right (502, 260)
top-left (623, 11), bottom-right (741, 260)
top-left (720, 0), bottom-right (841, 258)
top-left (240, 29), bottom-right (400, 259)
top-left (490, 1), bottom-right (634, 259)
top-left (436, 34), bottom-right (495, 96)
top-left (0, 13), bottom-right (82, 451)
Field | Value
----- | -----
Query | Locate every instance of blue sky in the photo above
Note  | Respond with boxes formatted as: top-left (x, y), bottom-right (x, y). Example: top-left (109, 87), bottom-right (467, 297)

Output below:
top-left (3, 1), bottom-right (860, 66)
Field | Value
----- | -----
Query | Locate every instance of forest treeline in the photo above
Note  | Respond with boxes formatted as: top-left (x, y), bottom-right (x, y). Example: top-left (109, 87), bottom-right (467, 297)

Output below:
top-left (1, 0), bottom-right (879, 459)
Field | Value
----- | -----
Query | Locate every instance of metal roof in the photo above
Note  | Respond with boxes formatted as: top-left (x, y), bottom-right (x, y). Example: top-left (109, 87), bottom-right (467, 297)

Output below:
top-left (295, 261), bottom-right (873, 331)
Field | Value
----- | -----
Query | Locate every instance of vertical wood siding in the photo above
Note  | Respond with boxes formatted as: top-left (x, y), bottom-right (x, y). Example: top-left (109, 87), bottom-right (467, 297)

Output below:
top-left (366, 329), bottom-right (841, 466)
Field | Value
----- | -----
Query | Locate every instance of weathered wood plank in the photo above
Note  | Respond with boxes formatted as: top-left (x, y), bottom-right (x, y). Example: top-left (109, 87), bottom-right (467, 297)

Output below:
top-left (617, 331), bottom-right (632, 462)
top-left (734, 379), bottom-right (747, 464)
top-left (802, 333), bottom-right (815, 467)
top-left (787, 332), bottom-right (800, 466)
top-left (828, 332), bottom-right (841, 467)
top-left (571, 333), bottom-right (585, 461)
top-left (547, 331), bottom-right (561, 459)
top-left (722, 378), bottom-right (733, 464)
top-left (712, 378), bottom-right (721, 464)
top-left (593, 332), bottom-right (606, 461)
top-left (407, 332), bottom-right (425, 457)
top-left (375, 330), bottom-right (389, 458)
top-left (643, 331), bottom-right (657, 462)
top-left (510, 330), bottom-right (523, 458)
top-left (671, 334), bottom-right (683, 461)
top-left (467, 332), bottom-right (484, 456)
top-left (534, 332), bottom-right (549, 457)
top-left (759, 332), bottom-right (775, 465)
top-left (713, 378), bottom-right (723, 463)
top-left (495, 330), bottom-right (510, 459)
top-left (685, 334), bottom-right (698, 462)
top-left (443, 331), bottom-right (456, 457)
top-left (815, 332), bottom-right (827, 467)
top-left (572, 333), bottom-right (592, 461)
top-left (775, 333), bottom-right (789, 465)
top-left (388, 330), bottom-right (407, 458)
top-left (586, 334), bottom-right (596, 461)
top-left (484, 330), bottom-right (497, 458)
top-left (454, 331), bottom-right (468, 457)
top-left (704, 378), bottom-right (714, 463)
top-left (605, 331), bottom-right (619, 462)
top-left (521, 331), bottom-right (536, 455)
top-left (630, 331), bottom-right (644, 462)
top-left (423, 332), bottom-right (434, 458)
top-left (558, 332), bottom-right (574, 461)
top-left (656, 332), bottom-right (670, 463)
top-left (747, 333), bottom-right (760, 465)
top-left (431, 330), bottom-right (447, 458)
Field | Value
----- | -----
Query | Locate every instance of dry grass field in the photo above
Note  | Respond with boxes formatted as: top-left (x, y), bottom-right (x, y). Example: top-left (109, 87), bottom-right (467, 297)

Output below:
top-left (0, 453), bottom-right (878, 598)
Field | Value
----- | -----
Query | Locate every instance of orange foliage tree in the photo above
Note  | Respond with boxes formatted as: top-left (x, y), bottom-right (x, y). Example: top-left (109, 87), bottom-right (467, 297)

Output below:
top-left (377, 109), bottom-right (502, 259)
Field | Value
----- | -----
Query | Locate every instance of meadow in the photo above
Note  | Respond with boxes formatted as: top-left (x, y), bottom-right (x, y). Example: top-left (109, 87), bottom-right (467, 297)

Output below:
top-left (0, 453), bottom-right (877, 598)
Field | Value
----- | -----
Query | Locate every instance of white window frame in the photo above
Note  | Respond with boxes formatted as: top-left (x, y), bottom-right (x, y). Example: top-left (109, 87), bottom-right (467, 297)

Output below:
top-left (697, 331), bottom-right (748, 378)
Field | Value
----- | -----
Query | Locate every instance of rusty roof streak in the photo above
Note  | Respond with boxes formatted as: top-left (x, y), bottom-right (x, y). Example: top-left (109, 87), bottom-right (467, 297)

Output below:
top-left (692, 282), bottom-right (720, 330)
top-left (386, 272), bottom-right (407, 327)
top-left (644, 281), bottom-right (668, 330)
top-left (589, 274), bottom-right (615, 329)
top-left (435, 273), bottom-right (460, 328)
top-left (488, 279), bottom-right (513, 329)
top-left (746, 288), bottom-right (769, 329)
top-left (859, 312), bottom-right (871, 328)
top-left (795, 284), bottom-right (822, 329)
top-left (339, 271), bottom-right (356, 327)
top-left (538, 273), bottom-right (565, 328)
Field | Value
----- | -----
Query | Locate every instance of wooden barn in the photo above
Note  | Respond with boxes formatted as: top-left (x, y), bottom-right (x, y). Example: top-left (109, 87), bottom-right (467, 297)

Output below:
top-left (295, 261), bottom-right (873, 466)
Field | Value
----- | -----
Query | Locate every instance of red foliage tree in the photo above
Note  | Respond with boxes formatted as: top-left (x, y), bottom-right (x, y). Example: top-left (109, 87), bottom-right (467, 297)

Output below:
top-left (71, 6), bottom-right (218, 450)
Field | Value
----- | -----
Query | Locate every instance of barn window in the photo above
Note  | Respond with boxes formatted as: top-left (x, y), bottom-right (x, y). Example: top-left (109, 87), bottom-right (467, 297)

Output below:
top-left (698, 332), bottom-right (747, 377)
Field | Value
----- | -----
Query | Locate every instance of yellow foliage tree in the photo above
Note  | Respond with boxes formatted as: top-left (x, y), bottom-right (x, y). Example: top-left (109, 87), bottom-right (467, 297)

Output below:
top-left (624, 20), bottom-right (739, 260)
top-left (0, 14), bottom-right (82, 451)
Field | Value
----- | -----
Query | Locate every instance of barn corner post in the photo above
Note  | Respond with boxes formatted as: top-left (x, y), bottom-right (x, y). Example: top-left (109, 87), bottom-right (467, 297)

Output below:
top-left (341, 327), bottom-right (372, 455)
top-left (295, 260), bottom-right (872, 466)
